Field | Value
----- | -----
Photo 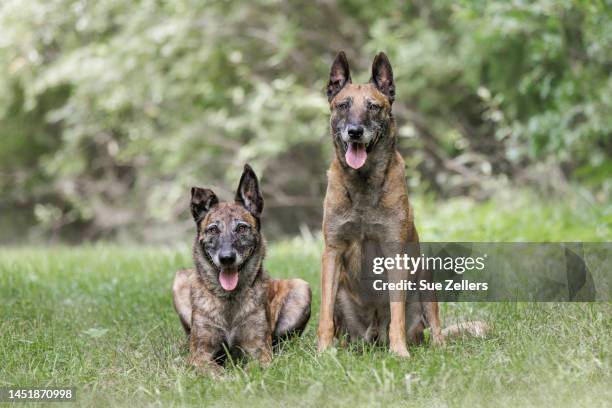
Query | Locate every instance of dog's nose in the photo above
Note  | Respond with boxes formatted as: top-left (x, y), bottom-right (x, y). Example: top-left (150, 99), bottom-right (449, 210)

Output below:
top-left (219, 251), bottom-right (236, 266)
top-left (347, 125), bottom-right (364, 140)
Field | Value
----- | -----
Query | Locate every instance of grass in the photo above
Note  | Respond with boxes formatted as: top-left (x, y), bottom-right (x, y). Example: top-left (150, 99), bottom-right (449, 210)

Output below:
top-left (1, 190), bottom-right (610, 407)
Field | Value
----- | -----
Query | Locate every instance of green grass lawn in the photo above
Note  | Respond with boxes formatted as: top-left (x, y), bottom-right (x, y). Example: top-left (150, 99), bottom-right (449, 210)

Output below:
top-left (1, 191), bottom-right (611, 407)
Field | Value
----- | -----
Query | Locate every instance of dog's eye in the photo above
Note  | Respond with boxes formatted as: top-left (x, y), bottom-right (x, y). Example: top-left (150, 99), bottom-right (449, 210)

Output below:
top-left (206, 225), bottom-right (220, 234)
top-left (236, 224), bottom-right (250, 234)
top-left (336, 101), bottom-right (349, 111)
top-left (368, 102), bottom-right (381, 112)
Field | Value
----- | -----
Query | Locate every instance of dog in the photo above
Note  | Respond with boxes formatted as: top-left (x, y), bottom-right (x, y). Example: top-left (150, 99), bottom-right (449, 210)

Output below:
top-left (317, 51), bottom-right (487, 357)
top-left (172, 164), bottom-right (311, 372)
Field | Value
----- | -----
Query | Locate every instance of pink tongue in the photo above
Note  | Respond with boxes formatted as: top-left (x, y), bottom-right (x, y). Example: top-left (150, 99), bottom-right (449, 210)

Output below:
top-left (345, 143), bottom-right (367, 169)
top-left (219, 270), bottom-right (239, 291)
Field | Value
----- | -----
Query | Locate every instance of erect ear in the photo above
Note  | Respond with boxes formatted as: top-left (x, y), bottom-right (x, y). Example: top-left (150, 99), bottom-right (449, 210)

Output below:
top-left (235, 164), bottom-right (263, 218)
top-left (327, 51), bottom-right (352, 102)
top-left (370, 52), bottom-right (395, 103)
top-left (190, 187), bottom-right (218, 223)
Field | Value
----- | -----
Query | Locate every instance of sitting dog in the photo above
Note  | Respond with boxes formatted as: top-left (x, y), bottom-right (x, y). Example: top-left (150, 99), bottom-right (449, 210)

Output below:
top-left (317, 51), bottom-right (487, 356)
top-left (172, 164), bottom-right (311, 372)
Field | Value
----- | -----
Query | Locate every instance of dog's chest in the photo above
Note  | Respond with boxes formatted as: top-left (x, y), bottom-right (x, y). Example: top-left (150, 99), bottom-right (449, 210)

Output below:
top-left (330, 191), bottom-right (394, 241)
top-left (220, 288), bottom-right (269, 347)
top-left (227, 295), bottom-right (266, 338)
top-left (191, 284), bottom-right (268, 349)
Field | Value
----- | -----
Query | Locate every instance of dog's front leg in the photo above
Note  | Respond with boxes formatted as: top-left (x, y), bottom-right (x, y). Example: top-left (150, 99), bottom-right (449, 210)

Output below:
top-left (389, 303), bottom-right (409, 357)
top-left (188, 329), bottom-right (223, 375)
top-left (317, 246), bottom-right (341, 352)
top-left (418, 260), bottom-right (445, 347)
top-left (241, 336), bottom-right (272, 367)
top-left (385, 245), bottom-right (410, 357)
top-left (423, 301), bottom-right (444, 347)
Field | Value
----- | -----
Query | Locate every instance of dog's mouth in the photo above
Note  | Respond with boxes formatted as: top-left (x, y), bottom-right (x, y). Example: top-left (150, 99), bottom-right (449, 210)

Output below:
top-left (343, 141), bottom-right (368, 169)
top-left (203, 246), bottom-right (255, 292)
top-left (218, 269), bottom-right (239, 291)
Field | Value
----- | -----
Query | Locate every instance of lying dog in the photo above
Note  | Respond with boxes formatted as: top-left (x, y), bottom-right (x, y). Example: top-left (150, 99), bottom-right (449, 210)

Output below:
top-left (317, 51), bottom-right (486, 356)
top-left (173, 164), bottom-right (311, 372)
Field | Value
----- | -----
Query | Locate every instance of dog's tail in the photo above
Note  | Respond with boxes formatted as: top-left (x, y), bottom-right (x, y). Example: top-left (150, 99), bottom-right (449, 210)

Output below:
top-left (442, 321), bottom-right (489, 339)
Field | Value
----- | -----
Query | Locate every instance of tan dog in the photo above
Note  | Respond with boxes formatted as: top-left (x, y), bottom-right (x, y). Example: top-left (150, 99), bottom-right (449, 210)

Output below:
top-left (317, 52), bottom-right (486, 357)
top-left (173, 165), bottom-right (311, 372)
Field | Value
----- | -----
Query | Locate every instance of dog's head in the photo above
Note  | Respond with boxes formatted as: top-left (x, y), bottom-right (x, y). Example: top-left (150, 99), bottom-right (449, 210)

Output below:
top-left (326, 51), bottom-right (395, 170)
top-left (190, 164), bottom-right (264, 293)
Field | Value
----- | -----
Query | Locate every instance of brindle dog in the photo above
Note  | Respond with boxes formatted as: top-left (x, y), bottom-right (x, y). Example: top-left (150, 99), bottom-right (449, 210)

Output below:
top-left (173, 165), bottom-right (311, 372)
top-left (317, 52), bottom-right (486, 357)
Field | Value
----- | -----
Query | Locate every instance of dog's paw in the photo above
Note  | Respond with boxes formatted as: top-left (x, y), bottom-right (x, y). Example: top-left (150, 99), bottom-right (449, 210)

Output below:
top-left (316, 333), bottom-right (335, 353)
top-left (317, 336), bottom-right (339, 354)
top-left (258, 353), bottom-right (272, 368)
top-left (390, 344), bottom-right (410, 358)
top-left (188, 357), bottom-right (224, 377)
top-left (317, 343), bottom-right (330, 354)
top-left (193, 365), bottom-right (224, 378)
top-left (431, 334), bottom-right (446, 348)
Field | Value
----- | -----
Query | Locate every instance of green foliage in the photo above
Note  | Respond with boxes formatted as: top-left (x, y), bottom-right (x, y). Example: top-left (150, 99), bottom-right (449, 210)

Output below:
top-left (1, 242), bottom-right (610, 404)
top-left (0, 196), bottom-right (609, 404)
top-left (414, 188), bottom-right (612, 242)
top-left (0, 0), bottom-right (610, 240)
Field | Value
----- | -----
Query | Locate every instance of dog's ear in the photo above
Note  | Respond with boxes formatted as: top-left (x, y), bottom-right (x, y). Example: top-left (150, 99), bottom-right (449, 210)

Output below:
top-left (191, 187), bottom-right (218, 223)
top-left (370, 52), bottom-right (395, 103)
top-left (327, 51), bottom-right (352, 101)
top-left (235, 164), bottom-right (264, 218)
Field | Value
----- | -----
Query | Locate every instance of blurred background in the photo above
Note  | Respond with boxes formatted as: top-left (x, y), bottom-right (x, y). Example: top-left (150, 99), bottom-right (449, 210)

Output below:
top-left (0, 0), bottom-right (610, 244)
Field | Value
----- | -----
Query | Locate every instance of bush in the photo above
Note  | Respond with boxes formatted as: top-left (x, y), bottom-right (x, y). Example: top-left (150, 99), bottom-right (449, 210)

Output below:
top-left (0, 0), bottom-right (609, 241)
